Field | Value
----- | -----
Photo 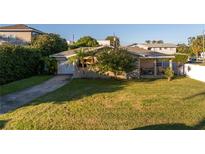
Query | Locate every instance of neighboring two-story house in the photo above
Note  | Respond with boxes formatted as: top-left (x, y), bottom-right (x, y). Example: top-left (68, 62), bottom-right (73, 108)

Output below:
top-left (0, 24), bottom-right (43, 45)
top-left (130, 43), bottom-right (177, 55)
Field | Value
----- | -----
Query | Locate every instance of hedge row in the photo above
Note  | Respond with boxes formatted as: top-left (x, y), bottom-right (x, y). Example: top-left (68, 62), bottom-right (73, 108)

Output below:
top-left (0, 45), bottom-right (43, 85)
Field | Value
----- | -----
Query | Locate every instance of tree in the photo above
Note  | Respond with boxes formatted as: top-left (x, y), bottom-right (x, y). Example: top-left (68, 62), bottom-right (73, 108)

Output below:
top-left (96, 48), bottom-right (135, 78)
top-left (152, 40), bottom-right (157, 44)
top-left (157, 40), bottom-right (164, 44)
top-left (190, 35), bottom-right (205, 57)
top-left (176, 44), bottom-right (192, 54)
top-left (70, 36), bottom-right (99, 49)
top-left (31, 33), bottom-right (68, 56)
top-left (145, 40), bottom-right (151, 44)
top-left (105, 36), bottom-right (120, 48)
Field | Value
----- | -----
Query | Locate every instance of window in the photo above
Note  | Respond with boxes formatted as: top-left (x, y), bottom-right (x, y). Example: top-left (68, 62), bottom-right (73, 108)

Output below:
top-left (157, 62), bottom-right (162, 67)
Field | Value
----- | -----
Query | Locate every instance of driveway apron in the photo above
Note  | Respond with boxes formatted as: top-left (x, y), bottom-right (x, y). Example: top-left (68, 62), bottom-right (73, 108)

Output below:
top-left (0, 75), bottom-right (71, 114)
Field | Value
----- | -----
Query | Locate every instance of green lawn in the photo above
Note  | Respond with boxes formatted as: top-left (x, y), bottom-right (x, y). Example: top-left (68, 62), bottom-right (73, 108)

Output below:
top-left (0, 75), bottom-right (52, 96)
top-left (0, 77), bottom-right (205, 130)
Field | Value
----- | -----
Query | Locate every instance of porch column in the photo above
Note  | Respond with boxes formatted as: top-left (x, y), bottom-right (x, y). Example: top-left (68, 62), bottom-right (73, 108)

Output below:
top-left (154, 59), bottom-right (157, 76)
top-left (169, 59), bottom-right (173, 70)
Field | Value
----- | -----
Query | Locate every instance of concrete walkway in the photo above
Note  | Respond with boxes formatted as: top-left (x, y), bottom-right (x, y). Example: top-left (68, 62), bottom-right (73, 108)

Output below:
top-left (0, 75), bottom-right (71, 114)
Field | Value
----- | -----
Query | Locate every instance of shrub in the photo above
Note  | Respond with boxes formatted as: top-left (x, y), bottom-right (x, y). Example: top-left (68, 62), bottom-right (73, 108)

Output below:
top-left (43, 57), bottom-right (57, 74)
top-left (0, 44), bottom-right (43, 85)
top-left (165, 68), bottom-right (174, 81)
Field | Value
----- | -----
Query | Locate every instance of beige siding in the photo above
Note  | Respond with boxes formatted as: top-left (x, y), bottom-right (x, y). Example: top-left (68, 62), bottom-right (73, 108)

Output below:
top-left (0, 31), bottom-right (32, 42)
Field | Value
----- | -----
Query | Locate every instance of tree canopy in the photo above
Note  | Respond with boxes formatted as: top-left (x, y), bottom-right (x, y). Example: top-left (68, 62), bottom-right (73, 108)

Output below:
top-left (96, 48), bottom-right (135, 76)
top-left (31, 33), bottom-right (68, 56)
top-left (70, 36), bottom-right (99, 49)
top-left (190, 35), bottom-right (205, 57)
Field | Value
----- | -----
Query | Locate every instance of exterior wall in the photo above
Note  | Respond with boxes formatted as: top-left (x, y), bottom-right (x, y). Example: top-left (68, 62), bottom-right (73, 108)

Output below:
top-left (136, 44), bottom-right (176, 55)
top-left (97, 40), bottom-right (110, 46)
top-left (184, 64), bottom-right (205, 82)
top-left (137, 44), bottom-right (149, 49)
top-left (0, 31), bottom-right (32, 43)
top-left (150, 47), bottom-right (176, 55)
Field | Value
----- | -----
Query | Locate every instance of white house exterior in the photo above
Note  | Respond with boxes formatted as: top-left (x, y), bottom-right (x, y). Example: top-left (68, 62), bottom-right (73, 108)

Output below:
top-left (97, 40), bottom-right (110, 46)
top-left (131, 43), bottom-right (177, 55)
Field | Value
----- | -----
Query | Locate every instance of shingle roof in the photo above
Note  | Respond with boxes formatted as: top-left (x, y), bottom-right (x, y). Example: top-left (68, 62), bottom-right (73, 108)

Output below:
top-left (0, 24), bottom-right (43, 33)
top-left (126, 47), bottom-right (175, 59)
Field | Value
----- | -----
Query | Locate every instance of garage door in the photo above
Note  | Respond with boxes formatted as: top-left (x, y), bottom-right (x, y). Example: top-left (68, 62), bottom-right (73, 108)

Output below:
top-left (57, 60), bottom-right (75, 74)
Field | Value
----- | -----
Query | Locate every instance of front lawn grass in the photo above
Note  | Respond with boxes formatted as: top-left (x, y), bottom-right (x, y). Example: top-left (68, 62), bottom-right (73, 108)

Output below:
top-left (0, 75), bottom-right (52, 96)
top-left (0, 77), bottom-right (205, 130)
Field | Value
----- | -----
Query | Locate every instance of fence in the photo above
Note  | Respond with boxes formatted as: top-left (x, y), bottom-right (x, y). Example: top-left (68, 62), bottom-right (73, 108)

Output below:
top-left (184, 64), bottom-right (205, 82)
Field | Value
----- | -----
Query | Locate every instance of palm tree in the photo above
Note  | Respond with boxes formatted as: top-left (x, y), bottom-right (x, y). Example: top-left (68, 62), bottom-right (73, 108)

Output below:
top-left (68, 48), bottom-right (86, 66)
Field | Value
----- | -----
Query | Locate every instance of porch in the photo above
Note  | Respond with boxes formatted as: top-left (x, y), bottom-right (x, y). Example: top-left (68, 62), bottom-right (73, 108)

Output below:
top-left (139, 58), bottom-right (174, 78)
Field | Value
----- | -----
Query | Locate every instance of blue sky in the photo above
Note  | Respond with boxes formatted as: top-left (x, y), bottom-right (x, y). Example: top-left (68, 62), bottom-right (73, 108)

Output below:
top-left (1, 24), bottom-right (204, 45)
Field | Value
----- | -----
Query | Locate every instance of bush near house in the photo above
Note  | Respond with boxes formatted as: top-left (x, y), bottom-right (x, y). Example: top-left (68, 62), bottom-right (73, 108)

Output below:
top-left (165, 68), bottom-right (174, 81)
top-left (43, 57), bottom-right (57, 74)
top-left (0, 44), bottom-right (43, 85)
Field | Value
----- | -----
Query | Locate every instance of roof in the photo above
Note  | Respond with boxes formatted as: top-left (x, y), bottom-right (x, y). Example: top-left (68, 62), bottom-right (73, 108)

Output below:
top-left (0, 24), bottom-right (43, 33)
top-left (50, 46), bottom-right (108, 59)
top-left (126, 47), bottom-right (175, 59)
top-left (138, 43), bottom-right (177, 48)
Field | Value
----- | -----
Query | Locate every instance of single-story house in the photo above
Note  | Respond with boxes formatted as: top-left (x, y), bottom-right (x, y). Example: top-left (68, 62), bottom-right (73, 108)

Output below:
top-left (129, 43), bottom-right (177, 55)
top-left (51, 45), bottom-right (175, 79)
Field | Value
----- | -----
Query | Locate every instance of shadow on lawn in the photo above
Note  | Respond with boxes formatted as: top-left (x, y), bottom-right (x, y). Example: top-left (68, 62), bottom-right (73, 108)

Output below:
top-left (132, 119), bottom-right (205, 130)
top-left (0, 120), bottom-right (9, 129)
top-left (30, 78), bottom-right (130, 105)
top-left (183, 91), bottom-right (205, 100)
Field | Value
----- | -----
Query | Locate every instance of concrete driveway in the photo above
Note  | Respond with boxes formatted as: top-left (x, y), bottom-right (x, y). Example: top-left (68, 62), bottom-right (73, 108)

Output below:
top-left (0, 75), bottom-right (71, 114)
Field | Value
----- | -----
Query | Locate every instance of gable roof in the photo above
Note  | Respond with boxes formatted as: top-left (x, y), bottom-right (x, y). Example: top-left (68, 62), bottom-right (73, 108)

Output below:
top-left (0, 24), bottom-right (43, 33)
top-left (50, 46), bottom-right (108, 59)
top-left (126, 47), bottom-right (175, 59)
